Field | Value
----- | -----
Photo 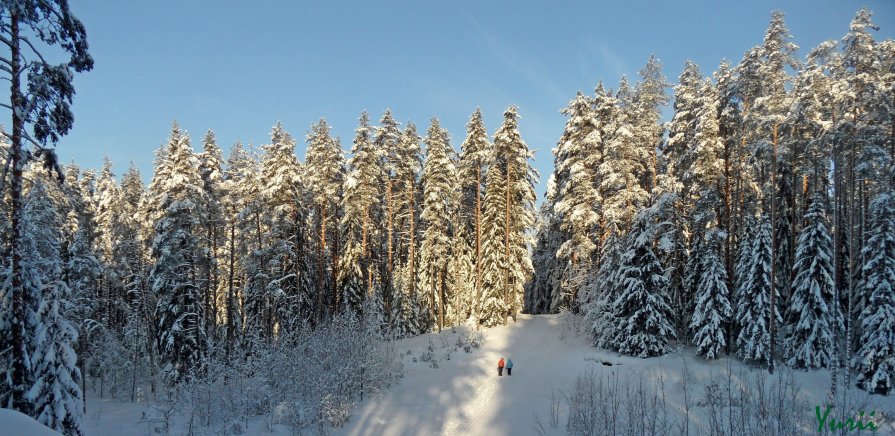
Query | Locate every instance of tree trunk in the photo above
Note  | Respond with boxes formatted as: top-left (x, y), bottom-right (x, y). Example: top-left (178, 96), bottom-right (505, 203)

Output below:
top-left (226, 219), bottom-right (236, 362)
top-left (386, 179), bottom-right (394, 326)
top-left (407, 182), bottom-right (416, 321)
top-left (316, 203), bottom-right (326, 322)
top-left (504, 163), bottom-right (511, 326)
top-left (8, 13), bottom-right (29, 412)
top-left (475, 165), bottom-right (482, 324)
top-left (438, 266), bottom-right (445, 332)
top-left (362, 206), bottom-right (370, 296)
top-left (768, 123), bottom-right (778, 375)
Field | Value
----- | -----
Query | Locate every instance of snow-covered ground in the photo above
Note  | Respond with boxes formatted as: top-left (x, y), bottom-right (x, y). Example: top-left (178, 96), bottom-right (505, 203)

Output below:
top-left (340, 314), bottom-right (895, 435)
top-left (0, 408), bottom-right (63, 436)
top-left (76, 313), bottom-right (895, 435)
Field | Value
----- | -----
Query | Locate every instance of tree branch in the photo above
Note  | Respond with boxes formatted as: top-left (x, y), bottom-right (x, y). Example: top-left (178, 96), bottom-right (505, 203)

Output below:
top-left (18, 35), bottom-right (50, 67)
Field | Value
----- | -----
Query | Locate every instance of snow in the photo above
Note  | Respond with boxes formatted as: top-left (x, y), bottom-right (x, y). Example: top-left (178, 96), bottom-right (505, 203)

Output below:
top-left (0, 408), bottom-right (63, 436)
top-left (78, 313), bottom-right (895, 435)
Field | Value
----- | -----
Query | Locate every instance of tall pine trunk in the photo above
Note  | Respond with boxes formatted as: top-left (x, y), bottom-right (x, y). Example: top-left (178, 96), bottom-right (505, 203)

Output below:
top-left (8, 12), bottom-right (28, 412)
top-left (769, 123), bottom-right (778, 374)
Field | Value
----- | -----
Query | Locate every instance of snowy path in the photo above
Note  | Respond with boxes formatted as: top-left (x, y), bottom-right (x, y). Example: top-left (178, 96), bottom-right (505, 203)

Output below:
top-left (338, 314), bottom-right (602, 436)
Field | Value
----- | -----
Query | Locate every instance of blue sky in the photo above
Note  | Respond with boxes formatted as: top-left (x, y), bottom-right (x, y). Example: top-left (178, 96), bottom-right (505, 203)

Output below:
top-left (59, 0), bottom-right (894, 201)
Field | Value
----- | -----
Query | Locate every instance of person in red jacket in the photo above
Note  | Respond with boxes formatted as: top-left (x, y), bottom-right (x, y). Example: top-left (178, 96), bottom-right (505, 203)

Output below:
top-left (498, 358), bottom-right (505, 376)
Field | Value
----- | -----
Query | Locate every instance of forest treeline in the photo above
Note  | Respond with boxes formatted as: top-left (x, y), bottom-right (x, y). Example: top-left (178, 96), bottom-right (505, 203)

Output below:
top-left (530, 8), bottom-right (895, 397)
top-left (1, 4), bottom-right (894, 436)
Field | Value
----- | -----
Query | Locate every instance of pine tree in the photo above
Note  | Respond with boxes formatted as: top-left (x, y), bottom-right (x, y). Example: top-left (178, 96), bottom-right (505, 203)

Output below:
top-left (479, 163), bottom-right (507, 327)
top-left (392, 123), bottom-right (423, 332)
top-left (149, 123), bottom-right (206, 384)
top-left (457, 109), bottom-right (491, 319)
top-left (690, 229), bottom-right (732, 359)
top-left (419, 118), bottom-right (455, 332)
top-left (854, 191), bottom-right (895, 394)
top-left (340, 112), bottom-right (383, 313)
top-left (197, 130), bottom-right (225, 342)
top-left (492, 106), bottom-right (537, 323)
top-left (374, 110), bottom-right (402, 325)
top-left (305, 118), bottom-right (345, 322)
top-left (260, 122), bottom-right (307, 334)
top-left (93, 157), bottom-right (121, 329)
top-left (0, 3), bottom-right (92, 411)
top-left (553, 92), bottom-right (600, 311)
top-left (785, 193), bottom-right (841, 369)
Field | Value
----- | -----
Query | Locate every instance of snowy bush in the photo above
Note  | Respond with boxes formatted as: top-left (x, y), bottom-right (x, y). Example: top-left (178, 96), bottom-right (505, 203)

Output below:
top-left (137, 305), bottom-right (402, 434)
top-left (551, 363), bottom-right (893, 436)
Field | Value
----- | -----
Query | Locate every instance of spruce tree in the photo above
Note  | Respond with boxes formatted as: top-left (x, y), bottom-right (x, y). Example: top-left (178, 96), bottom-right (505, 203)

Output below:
top-left (736, 216), bottom-right (781, 364)
top-left (854, 192), bottom-right (895, 394)
top-left (20, 182), bottom-right (84, 435)
top-left (690, 230), bottom-right (732, 359)
top-left (785, 193), bottom-right (841, 369)
top-left (611, 208), bottom-right (677, 357)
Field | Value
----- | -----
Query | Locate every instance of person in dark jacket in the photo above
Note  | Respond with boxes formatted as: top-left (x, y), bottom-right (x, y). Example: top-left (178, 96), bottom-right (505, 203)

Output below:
top-left (506, 358), bottom-right (514, 376)
top-left (498, 358), bottom-right (505, 376)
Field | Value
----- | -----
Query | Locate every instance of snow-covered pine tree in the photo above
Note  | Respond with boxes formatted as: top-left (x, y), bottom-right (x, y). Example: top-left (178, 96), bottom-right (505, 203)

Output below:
top-left (260, 122), bottom-right (308, 334)
top-left (736, 216), bottom-right (781, 365)
top-left (690, 229), bottom-right (732, 359)
top-left (392, 122), bottom-right (423, 333)
top-left (21, 181), bottom-right (84, 435)
top-left (197, 130), bottom-right (225, 343)
top-left (222, 142), bottom-right (254, 358)
top-left (457, 109), bottom-right (491, 318)
top-left (611, 207), bottom-right (677, 357)
top-left (305, 118), bottom-right (345, 322)
top-left (149, 123), bottom-right (207, 384)
top-left (0, 2), bottom-right (92, 412)
top-left (93, 158), bottom-right (122, 329)
top-left (665, 61), bottom-right (703, 202)
top-left (600, 78), bottom-right (648, 228)
top-left (492, 106), bottom-right (537, 323)
top-left (479, 162), bottom-right (507, 327)
top-left (630, 55), bottom-right (670, 194)
top-left (854, 191), bottom-right (895, 394)
top-left (374, 110), bottom-right (402, 325)
top-left (553, 92), bottom-right (600, 312)
top-left (784, 193), bottom-right (841, 369)
top-left (340, 112), bottom-right (383, 313)
top-left (753, 11), bottom-right (799, 373)
top-left (419, 118), bottom-right (455, 332)
top-left (447, 221), bottom-right (475, 325)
